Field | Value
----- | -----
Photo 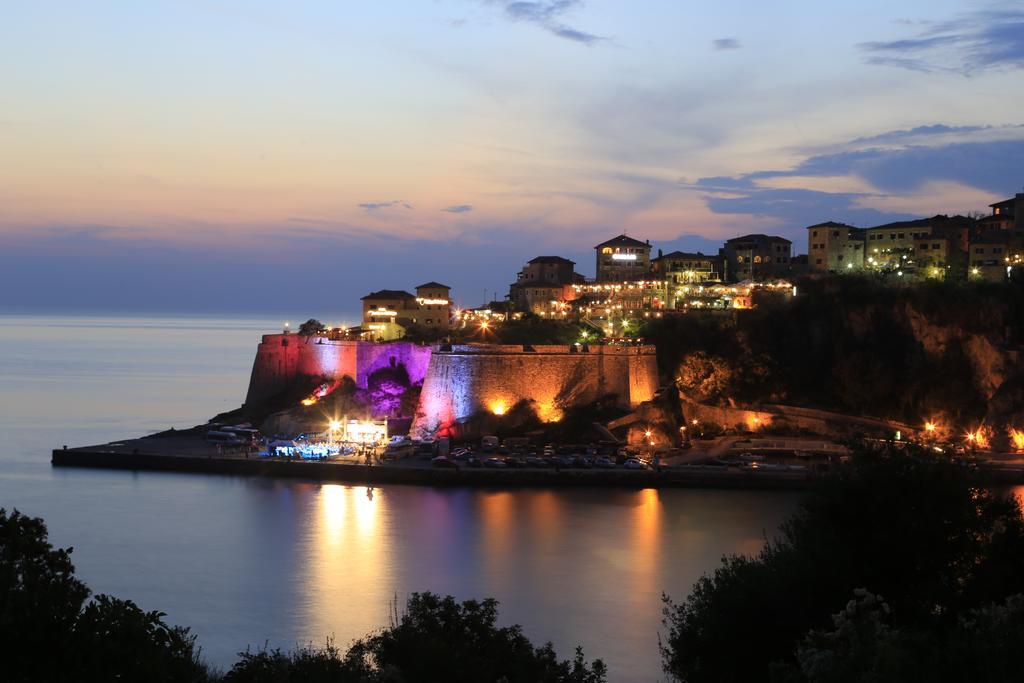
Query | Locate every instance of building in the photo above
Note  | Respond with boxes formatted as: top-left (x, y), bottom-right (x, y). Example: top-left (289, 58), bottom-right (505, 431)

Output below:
top-left (360, 282), bottom-right (453, 340)
top-left (509, 256), bottom-right (582, 316)
top-left (983, 193), bottom-right (1023, 231)
top-left (969, 232), bottom-right (1012, 282)
top-left (863, 216), bottom-right (973, 276)
top-left (721, 234), bottom-right (792, 281)
top-left (595, 234), bottom-right (652, 282)
top-left (651, 250), bottom-right (725, 284)
top-left (807, 222), bottom-right (866, 273)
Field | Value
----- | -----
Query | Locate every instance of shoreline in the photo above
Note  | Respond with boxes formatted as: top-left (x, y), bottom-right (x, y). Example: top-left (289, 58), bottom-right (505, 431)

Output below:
top-left (51, 447), bottom-right (815, 490)
top-left (52, 435), bottom-right (1024, 491)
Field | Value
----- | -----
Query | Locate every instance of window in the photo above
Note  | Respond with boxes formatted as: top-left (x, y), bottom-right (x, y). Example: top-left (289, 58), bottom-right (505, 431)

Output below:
top-left (898, 233), bottom-right (905, 239)
top-left (753, 256), bottom-right (762, 263)
top-left (816, 258), bottom-right (822, 265)
top-left (932, 244), bottom-right (940, 250)
top-left (837, 254), bottom-right (844, 261)
top-left (832, 231), bottom-right (839, 237)
top-left (812, 231), bottom-right (818, 237)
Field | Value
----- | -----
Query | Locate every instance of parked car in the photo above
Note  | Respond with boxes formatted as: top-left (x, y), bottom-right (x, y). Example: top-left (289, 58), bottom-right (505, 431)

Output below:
top-left (503, 457), bottom-right (526, 468)
top-left (483, 457), bottom-right (507, 468)
top-left (525, 456), bottom-right (548, 467)
top-left (431, 456), bottom-right (456, 468)
top-left (623, 458), bottom-right (645, 470)
top-left (572, 456), bottom-right (593, 469)
top-left (594, 456), bottom-right (615, 468)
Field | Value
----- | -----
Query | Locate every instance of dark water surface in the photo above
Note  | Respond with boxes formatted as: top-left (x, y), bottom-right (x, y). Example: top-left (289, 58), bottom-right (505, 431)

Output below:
top-left (0, 315), bottom-right (798, 681)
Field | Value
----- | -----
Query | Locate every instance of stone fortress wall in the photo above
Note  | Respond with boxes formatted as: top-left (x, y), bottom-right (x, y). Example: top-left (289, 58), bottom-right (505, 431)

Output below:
top-left (410, 344), bottom-right (659, 437)
top-left (244, 334), bottom-right (432, 406)
top-left (245, 336), bottom-right (659, 437)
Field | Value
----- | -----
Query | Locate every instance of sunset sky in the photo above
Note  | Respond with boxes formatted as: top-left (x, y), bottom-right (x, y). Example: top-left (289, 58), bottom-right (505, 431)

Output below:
top-left (2, 1), bottom-right (1022, 315)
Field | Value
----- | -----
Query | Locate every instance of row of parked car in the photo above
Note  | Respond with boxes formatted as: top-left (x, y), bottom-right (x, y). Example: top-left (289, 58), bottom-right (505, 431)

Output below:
top-left (433, 444), bottom-right (649, 471)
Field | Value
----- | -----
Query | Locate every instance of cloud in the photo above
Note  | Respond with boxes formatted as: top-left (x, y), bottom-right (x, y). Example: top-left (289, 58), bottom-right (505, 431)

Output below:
top-left (693, 125), bottom-right (1024, 232)
top-left (494, 1), bottom-right (605, 45)
top-left (443, 204), bottom-right (474, 213)
top-left (859, 9), bottom-right (1024, 75)
top-left (712, 38), bottom-right (741, 50)
top-left (357, 200), bottom-right (413, 211)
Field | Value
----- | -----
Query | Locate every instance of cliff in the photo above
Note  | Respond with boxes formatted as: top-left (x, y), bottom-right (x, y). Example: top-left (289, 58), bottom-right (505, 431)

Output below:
top-left (645, 277), bottom-right (1024, 447)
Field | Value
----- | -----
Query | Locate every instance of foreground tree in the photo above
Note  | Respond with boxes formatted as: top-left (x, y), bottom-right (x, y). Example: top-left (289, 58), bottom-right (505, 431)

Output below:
top-left (0, 508), bottom-right (210, 682)
top-left (661, 445), bottom-right (1024, 682)
top-left (225, 592), bottom-right (607, 683)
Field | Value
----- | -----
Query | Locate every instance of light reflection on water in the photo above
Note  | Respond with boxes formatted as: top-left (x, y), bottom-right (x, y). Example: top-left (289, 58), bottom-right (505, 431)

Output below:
top-left (0, 315), bottom-right (799, 681)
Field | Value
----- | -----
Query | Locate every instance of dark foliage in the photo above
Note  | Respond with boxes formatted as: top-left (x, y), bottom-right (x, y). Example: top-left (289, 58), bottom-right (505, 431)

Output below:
top-left (642, 276), bottom-right (1024, 423)
top-left (225, 593), bottom-right (607, 683)
top-left (0, 508), bottom-right (210, 683)
top-left (298, 319), bottom-right (326, 337)
top-left (660, 445), bottom-right (1024, 682)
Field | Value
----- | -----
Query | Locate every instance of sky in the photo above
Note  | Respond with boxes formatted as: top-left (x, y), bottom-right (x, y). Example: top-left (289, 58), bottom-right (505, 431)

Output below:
top-left (1, 0), bottom-right (1023, 316)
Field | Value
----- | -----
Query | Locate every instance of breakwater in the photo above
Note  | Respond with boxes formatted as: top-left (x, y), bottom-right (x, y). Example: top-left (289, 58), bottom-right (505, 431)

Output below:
top-left (51, 448), bottom-right (813, 490)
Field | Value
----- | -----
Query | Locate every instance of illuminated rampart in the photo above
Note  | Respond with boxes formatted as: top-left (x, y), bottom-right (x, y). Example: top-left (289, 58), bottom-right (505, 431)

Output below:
top-left (245, 337), bottom-right (659, 437)
top-left (410, 344), bottom-right (659, 438)
top-left (244, 335), bottom-right (432, 406)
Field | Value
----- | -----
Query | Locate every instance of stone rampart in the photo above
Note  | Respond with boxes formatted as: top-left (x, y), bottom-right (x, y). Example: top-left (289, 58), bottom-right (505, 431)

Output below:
top-left (411, 345), bottom-right (659, 437)
top-left (244, 335), bottom-right (431, 406)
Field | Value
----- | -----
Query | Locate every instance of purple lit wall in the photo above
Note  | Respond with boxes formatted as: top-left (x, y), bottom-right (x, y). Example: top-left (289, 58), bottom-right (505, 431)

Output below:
top-left (244, 336), bottom-right (431, 406)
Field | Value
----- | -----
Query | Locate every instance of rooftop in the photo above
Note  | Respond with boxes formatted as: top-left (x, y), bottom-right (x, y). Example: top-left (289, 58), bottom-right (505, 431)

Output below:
top-left (806, 221), bottom-right (858, 229)
top-left (867, 214), bottom-right (974, 231)
top-left (595, 234), bottom-right (649, 250)
top-left (528, 255), bottom-right (576, 265)
top-left (415, 281), bottom-right (450, 290)
top-left (361, 289), bottom-right (415, 301)
top-left (725, 234), bottom-right (792, 245)
top-left (653, 250), bottom-right (716, 261)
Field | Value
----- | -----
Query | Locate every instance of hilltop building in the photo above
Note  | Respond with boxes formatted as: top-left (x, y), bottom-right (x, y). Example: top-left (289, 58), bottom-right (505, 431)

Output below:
top-left (508, 256), bottom-right (583, 316)
top-left (595, 235), bottom-right (651, 281)
top-left (651, 250), bottom-right (725, 284)
top-left (980, 193), bottom-right (1022, 232)
top-left (721, 234), bottom-right (792, 280)
top-left (807, 222), bottom-right (866, 273)
top-left (360, 282), bottom-right (452, 340)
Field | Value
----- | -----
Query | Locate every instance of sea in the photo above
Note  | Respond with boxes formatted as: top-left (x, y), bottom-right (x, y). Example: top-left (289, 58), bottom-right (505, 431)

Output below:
top-left (0, 314), bottom-right (798, 681)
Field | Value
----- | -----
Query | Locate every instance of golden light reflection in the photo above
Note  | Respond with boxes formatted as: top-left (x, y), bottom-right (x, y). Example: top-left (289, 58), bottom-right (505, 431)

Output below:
top-left (489, 400), bottom-right (508, 416)
top-left (303, 485), bottom-right (388, 645)
top-left (479, 492), bottom-right (515, 586)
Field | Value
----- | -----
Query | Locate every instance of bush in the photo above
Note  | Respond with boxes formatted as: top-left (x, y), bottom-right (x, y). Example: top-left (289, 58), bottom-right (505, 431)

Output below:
top-left (660, 444), bottom-right (1024, 682)
top-left (225, 593), bottom-right (607, 683)
top-left (0, 508), bottom-right (211, 683)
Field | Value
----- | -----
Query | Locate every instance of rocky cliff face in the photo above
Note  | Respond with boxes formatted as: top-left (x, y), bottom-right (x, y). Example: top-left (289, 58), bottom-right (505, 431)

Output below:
top-left (901, 302), bottom-right (1022, 429)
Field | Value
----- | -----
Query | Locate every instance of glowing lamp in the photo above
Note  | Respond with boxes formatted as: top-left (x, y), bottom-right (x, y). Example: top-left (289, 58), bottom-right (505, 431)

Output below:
top-left (490, 400), bottom-right (508, 416)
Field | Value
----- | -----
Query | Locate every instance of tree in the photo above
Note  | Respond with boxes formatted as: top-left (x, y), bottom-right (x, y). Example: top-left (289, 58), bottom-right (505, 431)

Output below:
top-left (675, 352), bottom-right (733, 403)
top-left (0, 509), bottom-right (89, 681)
top-left (0, 508), bottom-right (211, 683)
top-left (660, 445), bottom-right (1024, 682)
top-left (225, 592), bottom-right (607, 683)
top-left (298, 318), bottom-right (326, 336)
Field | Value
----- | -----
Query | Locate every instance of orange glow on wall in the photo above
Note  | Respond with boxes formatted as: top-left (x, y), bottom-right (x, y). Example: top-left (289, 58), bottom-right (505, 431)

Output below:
top-left (1010, 428), bottom-right (1024, 452)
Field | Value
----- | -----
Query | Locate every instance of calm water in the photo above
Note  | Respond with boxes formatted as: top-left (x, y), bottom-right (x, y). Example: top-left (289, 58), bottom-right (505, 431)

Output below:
top-left (0, 315), bottom-right (798, 681)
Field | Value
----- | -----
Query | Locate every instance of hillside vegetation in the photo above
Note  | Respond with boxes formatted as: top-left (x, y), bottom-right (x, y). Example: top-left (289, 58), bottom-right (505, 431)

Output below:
top-left (641, 277), bottom-right (1024, 438)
